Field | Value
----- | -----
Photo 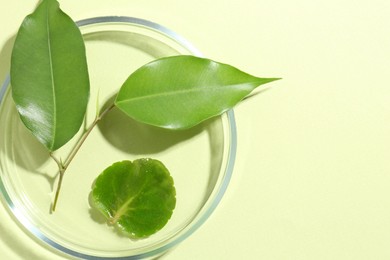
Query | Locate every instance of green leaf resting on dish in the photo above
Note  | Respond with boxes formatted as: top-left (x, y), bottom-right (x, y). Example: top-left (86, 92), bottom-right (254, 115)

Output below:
top-left (10, 0), bottom-right (89, 151)
top-left (91, 159), bottom-right (176, 238)
top-left (115, 55), bottom-right (280, 130)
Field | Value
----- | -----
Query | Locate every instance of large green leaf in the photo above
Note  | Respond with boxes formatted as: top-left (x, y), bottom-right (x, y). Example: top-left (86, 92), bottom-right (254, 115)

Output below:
top-left (115, 55), bottom-right (279, 129)
top-left (10, 0), bottom-right (89, 151)
top-left (91, 159), bottom-right (176, 238)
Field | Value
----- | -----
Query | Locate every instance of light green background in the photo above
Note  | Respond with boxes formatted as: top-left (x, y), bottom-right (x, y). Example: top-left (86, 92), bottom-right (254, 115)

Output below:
top-left (1, 0), bottom-right (390, 259)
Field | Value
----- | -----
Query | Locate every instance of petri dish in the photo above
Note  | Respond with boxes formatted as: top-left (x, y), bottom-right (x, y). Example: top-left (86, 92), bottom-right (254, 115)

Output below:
top-left (0, 16), bottom-right (236, 259)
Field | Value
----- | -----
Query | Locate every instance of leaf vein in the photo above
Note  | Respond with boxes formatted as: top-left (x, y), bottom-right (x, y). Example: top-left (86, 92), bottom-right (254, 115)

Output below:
top-left (116, 82), bottom-right (254, 105)
top-left (46, 3), bottom-right (57, 149)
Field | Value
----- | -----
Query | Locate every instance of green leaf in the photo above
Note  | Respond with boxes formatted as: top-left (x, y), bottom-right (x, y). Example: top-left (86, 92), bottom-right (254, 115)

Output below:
top-left (115, 55), bottom-right (279, 129)
top-left (91, 159), bottom-right (176, 238)
top-left (10, 0), bottom-right (89, 151)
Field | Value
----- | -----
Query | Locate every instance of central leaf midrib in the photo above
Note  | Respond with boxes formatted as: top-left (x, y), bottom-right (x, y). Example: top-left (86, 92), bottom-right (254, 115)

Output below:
top-left (112, 173), bottom-right (150, 223)
top-left (46, 4), bottom-right (57, 149)
top-left (116, 82), bottom-right (255, 105)
top-left (111, 196), bottom-right (135, 223)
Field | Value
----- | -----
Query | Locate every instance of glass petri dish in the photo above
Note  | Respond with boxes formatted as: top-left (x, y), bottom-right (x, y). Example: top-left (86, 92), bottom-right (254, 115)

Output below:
top-left (0, 16), bottom-right (236, 259)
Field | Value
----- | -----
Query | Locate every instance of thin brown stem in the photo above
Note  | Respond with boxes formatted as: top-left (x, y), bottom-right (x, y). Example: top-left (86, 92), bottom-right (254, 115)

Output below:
top-left (50, 103), bottom-right (116, 212)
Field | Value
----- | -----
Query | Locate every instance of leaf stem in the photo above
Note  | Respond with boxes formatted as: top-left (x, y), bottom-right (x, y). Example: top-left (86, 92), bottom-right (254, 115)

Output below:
top-left (51, 168), bottom-right (65, 212)
top-left (50, 103), bottom-right (116, 212)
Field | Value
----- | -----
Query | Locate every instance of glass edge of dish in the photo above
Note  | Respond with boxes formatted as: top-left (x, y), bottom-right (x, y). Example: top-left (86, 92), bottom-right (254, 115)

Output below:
top-left (76, 16), bottom-right (203, 58)
top-left (0, 16), bottom-right (237, 260)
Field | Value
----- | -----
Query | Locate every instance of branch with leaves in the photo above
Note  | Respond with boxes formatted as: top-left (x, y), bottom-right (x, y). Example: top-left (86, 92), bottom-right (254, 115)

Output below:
top-left (10, 0), bottom-right (279, 238)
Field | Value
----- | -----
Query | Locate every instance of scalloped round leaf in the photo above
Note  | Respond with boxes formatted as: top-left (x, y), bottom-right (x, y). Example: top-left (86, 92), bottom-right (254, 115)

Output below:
top-left (91, 159), bottom-right (176, 238)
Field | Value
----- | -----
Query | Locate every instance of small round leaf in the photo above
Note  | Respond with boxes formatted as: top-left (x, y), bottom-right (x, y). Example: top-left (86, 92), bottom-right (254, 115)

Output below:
top-left (91, 159), bottom-right (176, 238)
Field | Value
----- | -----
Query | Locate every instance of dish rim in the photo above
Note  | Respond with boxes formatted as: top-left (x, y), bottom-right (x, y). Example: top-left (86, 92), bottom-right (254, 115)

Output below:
top-left (0, 15), bottom-right (237, 260)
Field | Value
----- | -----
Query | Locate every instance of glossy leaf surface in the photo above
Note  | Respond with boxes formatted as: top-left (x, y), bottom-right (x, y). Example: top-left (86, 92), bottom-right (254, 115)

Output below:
top-left (10, 0), bottom-right (89, 151)
top-left (115, 55), bottom-right (279, 129)
top-left (91, 159), bottom-right (176, 238)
